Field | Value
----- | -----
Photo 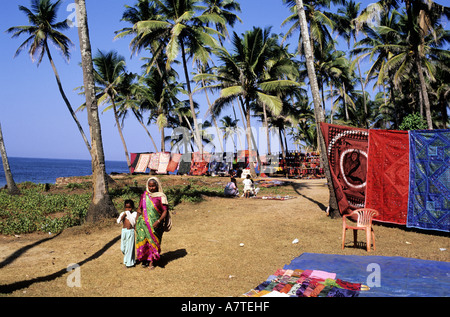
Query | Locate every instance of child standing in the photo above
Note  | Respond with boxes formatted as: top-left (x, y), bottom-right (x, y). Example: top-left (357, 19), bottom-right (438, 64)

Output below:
top-left (117, 199), bottom-right (137, 268)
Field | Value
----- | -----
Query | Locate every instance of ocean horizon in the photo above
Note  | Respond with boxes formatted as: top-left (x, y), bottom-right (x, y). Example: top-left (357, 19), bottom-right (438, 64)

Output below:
top-left (0, 157), bottom-right (130, 187)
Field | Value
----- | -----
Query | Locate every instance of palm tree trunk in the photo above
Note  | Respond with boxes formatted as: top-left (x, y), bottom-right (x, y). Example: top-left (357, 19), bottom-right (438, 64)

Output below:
top-left (160, 121), bottom-right (166, 152)
top-left (180, 42), bottom-right (203, 153)
top-left (44, 42), bottom-right (91, 153)
top-left (295, 0), bottom-right (339, 217)
top-left (244, 100), bottom-right (257, 178)
top-left (416, 58), bottom-right (433, 129)
top-left (75, 0), bottom-right (116, 222)
top-left (263, 103), bottom-right (271, 155)
top-left (111, 99), bottom-right (132, 172)
top-left (343, 82), bottom-right (349, 121)
top-left (0, 122), bottom-right (20, 195)
top-left (132, 110), bottom-right (159, 152)
top-left (202, 83), bottom-right (224, 153)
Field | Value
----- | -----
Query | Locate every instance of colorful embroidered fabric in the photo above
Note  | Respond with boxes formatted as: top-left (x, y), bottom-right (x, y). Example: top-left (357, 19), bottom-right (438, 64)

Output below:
top-left (365, 130), bottom-right (409, 225)
top-left (134, 153), bottom-right (151, 173)
top-left (244, 268), bottom-right (364, 297)
top-left (189, 152), bottom-right (211, 176)
top-left (157, 152), bottom-right (171, 174)
top-left (407, 130), bottom-right (450, 232)
top-left (320, 123), bottom-right (369, 215)
top-left (166, 153), bottom-right (182, 173)
top-left (148, 153), bottom-right (160, 170)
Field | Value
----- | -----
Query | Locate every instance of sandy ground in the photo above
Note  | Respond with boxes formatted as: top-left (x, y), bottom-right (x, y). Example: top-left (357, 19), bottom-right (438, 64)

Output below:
top-left (0, 177), bottom-right (448, 297)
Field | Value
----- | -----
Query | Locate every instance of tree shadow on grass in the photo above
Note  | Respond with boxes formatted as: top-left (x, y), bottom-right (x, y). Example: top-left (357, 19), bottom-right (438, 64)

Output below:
top-left (0, 234), bottom-right (121, 294)
top-left (166, 184), bottom-right (225, 208)
top-left (289, 181), bottom-right (328, 212)
top-left (0, 232), bottom-right (62, 269)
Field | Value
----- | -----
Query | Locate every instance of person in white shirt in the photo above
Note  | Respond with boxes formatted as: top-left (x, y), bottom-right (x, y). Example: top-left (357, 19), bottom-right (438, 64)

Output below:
top-left (117, 199), bottom-right (138, 268)
top-left (243, 174), bottom-right (254, 198)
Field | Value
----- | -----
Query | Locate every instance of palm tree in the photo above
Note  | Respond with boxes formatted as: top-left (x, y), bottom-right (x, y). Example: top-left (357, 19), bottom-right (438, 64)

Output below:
top-left (282, 0), bottom-right (344, 57)
top-left (201, 0), bottom-right (242, 45)
top-left (75, 0), bottom-right (117, 222)
top-left (203, 27), bottom-right (300, 176)
top-left (220, 115), bottom-right (241, 153)
top-left (90, 50), bottom-right (133, 172)
top-left (111, 71), bottom-right (160, 152)
top-left (291, 0), bottom-right (339, 217)
top-left (401, 0), bottom-right (449, 129)
top-left (6, 0), bottom-right (91, 153)
top-left (356, 0), bottom-right (450, 129)
top-left (352, 9), bottom-right (404, 127)
top-left (0, 123), bottom-right (20, 195)
top-left (332, 0), bottom-right (370, 127)
top-left (131, 0), bottom-right (223, 153)
top-left (137, 59), bottom-right (184, 153)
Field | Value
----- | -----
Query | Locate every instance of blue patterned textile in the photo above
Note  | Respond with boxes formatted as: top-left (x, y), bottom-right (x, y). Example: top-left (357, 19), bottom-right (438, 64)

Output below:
top-left (407, 130), bottom-right (449, 232)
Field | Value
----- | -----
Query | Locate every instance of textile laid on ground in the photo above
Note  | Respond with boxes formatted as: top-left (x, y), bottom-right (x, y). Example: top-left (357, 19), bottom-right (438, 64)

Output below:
top-left (320, 123), bottom-right (369, 215)
top-left (407, 130), bottom-right (450, 232)
top-left (256, 179), bottom-right (289, 188)
top-left (250, 195), bottom-right (296, 200)
top-left (365, 130), bottom-right (409, 225)
top-left (134, 154), bottom-right (151, 173)
top-left (244, 267), bottom-right (364, 297)
top-left (283, 253), bottom-right (450, 297)
top-left (166, 153), bottom-right (182, 173)
top-left (157, 152), bottom-right (171, 174)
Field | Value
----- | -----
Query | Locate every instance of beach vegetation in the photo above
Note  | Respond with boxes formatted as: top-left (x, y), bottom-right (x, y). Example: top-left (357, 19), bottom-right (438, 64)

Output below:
top-left (0, 183), bottom-right (90, 235)
top-left (0, 177), bottom-right (229, 235)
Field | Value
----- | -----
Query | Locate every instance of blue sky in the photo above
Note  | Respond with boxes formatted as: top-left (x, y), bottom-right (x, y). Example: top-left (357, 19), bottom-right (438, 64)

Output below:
top-left (0, 0), bottom-right (411, 162)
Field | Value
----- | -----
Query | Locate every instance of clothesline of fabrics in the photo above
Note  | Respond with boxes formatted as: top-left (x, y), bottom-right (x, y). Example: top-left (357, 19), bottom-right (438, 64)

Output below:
top-left (130, 150), bottom-right (324, 179)
top-left (320, 123), bottom-right (449, 233)
top-left (243, 268), bottom-right (368, 297)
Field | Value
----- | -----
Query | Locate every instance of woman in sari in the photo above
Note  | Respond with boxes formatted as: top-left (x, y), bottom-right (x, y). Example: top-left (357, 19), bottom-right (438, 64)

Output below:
top-left (136, 177), bottom-right (168, 269)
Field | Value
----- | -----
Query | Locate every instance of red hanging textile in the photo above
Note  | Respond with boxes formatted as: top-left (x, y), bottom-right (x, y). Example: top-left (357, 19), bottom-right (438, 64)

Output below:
top-left (365, 130), bottom-right (409, 225)
top-left (320, 123), bottom-right (369, 215)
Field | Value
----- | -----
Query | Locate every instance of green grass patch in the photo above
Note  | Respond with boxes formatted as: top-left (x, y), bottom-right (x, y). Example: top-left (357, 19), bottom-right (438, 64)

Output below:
top-left (0, 180), bottom-right (226, 235)
top-left (0, 183), bottom-right (91, 235)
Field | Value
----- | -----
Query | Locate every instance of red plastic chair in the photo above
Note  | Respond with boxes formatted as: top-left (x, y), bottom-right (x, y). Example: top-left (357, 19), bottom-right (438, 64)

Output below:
top-left (342, 208), bottom-right (379, 252)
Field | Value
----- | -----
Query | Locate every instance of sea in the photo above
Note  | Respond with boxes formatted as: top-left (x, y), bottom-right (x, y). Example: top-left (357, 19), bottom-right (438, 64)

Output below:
top-left (0, 157), bottom-right (130, 187)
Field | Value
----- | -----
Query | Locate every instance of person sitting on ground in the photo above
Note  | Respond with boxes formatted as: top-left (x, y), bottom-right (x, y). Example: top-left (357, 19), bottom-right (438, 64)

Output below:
top-left (243, 174), bottom-right (255, 198)
top-left (224, 176), bottom-right (239, 197)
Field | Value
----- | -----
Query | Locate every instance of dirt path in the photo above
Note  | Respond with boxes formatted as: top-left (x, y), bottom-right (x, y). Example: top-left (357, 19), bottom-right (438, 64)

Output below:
top-left (0, 178), bottom-right (448, 297)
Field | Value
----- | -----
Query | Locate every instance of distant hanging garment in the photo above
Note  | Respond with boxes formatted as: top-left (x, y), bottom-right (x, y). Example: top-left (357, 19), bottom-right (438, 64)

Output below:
top-left (134, 154), bottom-right (151, 173)
top-left (148, 153), bottom-right (160, 170)
top-left (157, 152), bottom-right (171, 174)
top-left (166, 153), bottom-right (182, 173)
top-left (177, 153), bottom-right (192, 175)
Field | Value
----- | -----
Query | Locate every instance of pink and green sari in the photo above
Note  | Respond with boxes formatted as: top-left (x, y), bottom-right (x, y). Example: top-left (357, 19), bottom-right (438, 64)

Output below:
top-left (136, 192), bottom-right (167, 263)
